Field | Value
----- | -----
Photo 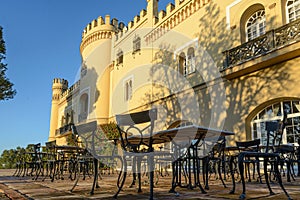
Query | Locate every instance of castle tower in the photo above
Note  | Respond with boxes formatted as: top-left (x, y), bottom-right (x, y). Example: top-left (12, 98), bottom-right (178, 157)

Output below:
top-left (79, 15), bottom-right (118, 123)
top-left (49, 78), bottom-right (68, 141)
top-left (80, 15), bottom-right (118, 59)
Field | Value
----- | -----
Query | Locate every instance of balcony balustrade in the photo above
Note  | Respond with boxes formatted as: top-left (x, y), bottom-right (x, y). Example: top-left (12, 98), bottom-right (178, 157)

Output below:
top-left (223, 18), bottom-right (300, 70)
top-left (55, 123), bottom-right (73, 135)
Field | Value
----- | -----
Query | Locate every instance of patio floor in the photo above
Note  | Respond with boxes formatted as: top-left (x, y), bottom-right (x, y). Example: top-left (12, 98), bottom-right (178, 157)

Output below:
top-left (0, 169), bottom-right (299, 199)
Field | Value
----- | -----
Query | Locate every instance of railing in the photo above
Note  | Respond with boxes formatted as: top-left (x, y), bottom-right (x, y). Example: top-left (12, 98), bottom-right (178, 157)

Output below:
top-left (223, 18), bottom-right (300, 70)
top-left (55, 124), bottom-right (73, 135)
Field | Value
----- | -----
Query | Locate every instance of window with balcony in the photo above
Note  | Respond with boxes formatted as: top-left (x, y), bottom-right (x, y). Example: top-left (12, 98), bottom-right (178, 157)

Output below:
top-left (286, 0), bottom-right (300, 22)
top-left (246, 9), bottom-right (266, 41)
top-left (124, 78), bottom-right (133, 101)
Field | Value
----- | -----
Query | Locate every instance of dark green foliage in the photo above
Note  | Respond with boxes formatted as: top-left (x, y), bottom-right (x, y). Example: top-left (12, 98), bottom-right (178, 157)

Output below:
top-left (0, 26), bottom-right (16, 100)
top-left (0, 146), bottom-right (25, 169)
top-left (100, 122), bottom-right (119, 140)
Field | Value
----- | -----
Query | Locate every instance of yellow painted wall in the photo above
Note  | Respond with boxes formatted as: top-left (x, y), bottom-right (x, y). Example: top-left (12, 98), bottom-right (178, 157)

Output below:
top-left (49, 0), bottom-right (300, 145)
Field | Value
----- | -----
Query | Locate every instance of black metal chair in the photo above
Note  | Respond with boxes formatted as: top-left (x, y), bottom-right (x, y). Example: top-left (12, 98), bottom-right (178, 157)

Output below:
top-left (71, 120), bottom-right (122, 195)
top-left (42, 140), bottom-right (57, 181)
top-left (205, 136), bottom-right (228, 189)
top-left (235, 139), bottom-right (262, 183)
top-left (236, 118), bottom-right (292, 199)
top-left (70, 121), bottom-right (98, 194)
top-left (113, 108), bottom-right (172, 200)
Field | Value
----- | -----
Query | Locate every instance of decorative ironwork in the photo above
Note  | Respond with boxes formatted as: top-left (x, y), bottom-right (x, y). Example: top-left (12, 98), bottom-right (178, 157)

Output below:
top-left (223, 18), bottom-right (300, 70)
top-left (55, 123), bottom-right (74, 135)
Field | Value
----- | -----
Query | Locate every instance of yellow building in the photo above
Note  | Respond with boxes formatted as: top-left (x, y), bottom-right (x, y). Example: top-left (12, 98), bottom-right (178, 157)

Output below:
top-left (49, 0), bottom-right (300, 146)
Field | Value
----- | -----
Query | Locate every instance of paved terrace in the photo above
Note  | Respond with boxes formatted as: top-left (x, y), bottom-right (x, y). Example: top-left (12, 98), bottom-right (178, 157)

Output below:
top-left (0, 169), bottom-right (299, 200)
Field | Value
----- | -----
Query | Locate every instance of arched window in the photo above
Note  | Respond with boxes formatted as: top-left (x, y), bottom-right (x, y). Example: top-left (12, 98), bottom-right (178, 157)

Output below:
top-left (178, 52), bottom-right (186, 75)
top-left (187, 47), bottom-right (196, 74)
top-left (246, 9), bottom-right (266, 41)
top-left (251, 100), bottom-right (300, 145)
top-left (79, 93), bottom-right (89, 122)
top-left (124, 78), bottom-right (133, 101)
top-left (286, 0), bottom-right (300, 23)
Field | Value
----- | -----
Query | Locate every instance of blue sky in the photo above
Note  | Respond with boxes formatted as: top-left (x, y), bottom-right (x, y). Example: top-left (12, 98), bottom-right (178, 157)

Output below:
top-left (0, 0), bottom-right (172, 154)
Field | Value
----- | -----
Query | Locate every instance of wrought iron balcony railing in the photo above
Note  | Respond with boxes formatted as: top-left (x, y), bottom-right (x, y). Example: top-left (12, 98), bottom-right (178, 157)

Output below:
top-left (55, 123), bottom-right (73, 135)
top-left (223, 18), bottom-right (300, 70)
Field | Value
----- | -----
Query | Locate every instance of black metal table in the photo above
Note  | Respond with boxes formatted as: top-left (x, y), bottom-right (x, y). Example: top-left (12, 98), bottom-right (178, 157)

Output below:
top-left (122, 125), bottom-right (235, 198)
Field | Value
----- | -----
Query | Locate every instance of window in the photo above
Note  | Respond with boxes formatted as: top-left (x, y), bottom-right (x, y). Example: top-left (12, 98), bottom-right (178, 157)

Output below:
top-left (124, 78), bottom-right (133, 101)
top-left (187, 47), bottom-right (196, 74)
top-left (116, 49), bottom-right (123, 65)
top-left (246, 10), bottom-right (266, 41)
top-left (133, 35), bottom-right (141, 54)
top-left (286, 0), bottom-right (300, 22)
top-left (251, 100), bottom-right (300, 145)
top-left (79, 93), bottom-right (89, 122)
top-left (179, 52), bottom-right (186, 75)
top-left (178, 48), bottom-right (196, 76)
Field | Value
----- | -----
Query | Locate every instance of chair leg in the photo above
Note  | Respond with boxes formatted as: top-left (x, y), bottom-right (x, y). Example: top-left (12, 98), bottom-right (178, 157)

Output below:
top-left (273, 158), bottom-right (293, 200)
top-left (229, 156), bottom-right (235, 194)
top-left (137, 157), bottom-right (142, 193)
top-left (70, 161), bottom-right (80, 192)
top-left (263, 158), bottom-right (275, 196)
top-left (114, 156), bottom-right (127, 199)
top-left (217, 159), bottom-right (227, 188)
top-left (90, 158), bottom-right (98, 195)
top-left (130, 157), bottom-right (136, 188)
top-left (238, 153), bottom-right (246, 199)
top-left (149, 154), bottom-right (154, 200)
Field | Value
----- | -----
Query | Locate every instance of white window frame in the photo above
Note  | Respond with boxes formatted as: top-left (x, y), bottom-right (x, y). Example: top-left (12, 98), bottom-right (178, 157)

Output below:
top-left (251, 100), bottom-right (300, 145)
top-left (245, 10), bottom-right (266, 41)
top-left (286, 0), bottom-right (300, 23)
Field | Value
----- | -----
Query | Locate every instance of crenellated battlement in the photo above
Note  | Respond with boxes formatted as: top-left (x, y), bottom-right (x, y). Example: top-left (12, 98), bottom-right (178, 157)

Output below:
top-left (144, 0), bottom-right (210, 45)
top-left (80, 15), bottom-right (119, 54)
top-left (52, 78), bottom-right (68, 85)
top-left (114, 0), bottom-right (210, 43)
top-left (60, 80), bottom-right (80, 100)
top-left (52, 78), bottom-right (68, 101)
top-left (80, 0), bottom-right (210, 56)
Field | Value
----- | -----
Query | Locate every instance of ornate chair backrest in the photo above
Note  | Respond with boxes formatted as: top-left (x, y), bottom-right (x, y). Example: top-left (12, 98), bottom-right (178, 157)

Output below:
top-left (236, 139), bottom-right (261, 153)
top-left (265, 110), bottom-right (287, 153)
top-left (116, 108), bottom-right (157, 153)
top-left (72, 121), bottom-right (97, 151)
top-left (45, 140), bottom-right (57, 159)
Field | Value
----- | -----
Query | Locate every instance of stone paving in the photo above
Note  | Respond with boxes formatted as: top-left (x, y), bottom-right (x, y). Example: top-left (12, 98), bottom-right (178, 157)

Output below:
top-left (0, 169), bottom-right (300, 199)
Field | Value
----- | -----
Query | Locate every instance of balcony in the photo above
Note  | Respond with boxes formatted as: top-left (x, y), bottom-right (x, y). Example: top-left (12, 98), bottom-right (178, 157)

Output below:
top-left (223, 18), bottom-right (300, 70)
top-left (55, 123), bottom-right (73, 135)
